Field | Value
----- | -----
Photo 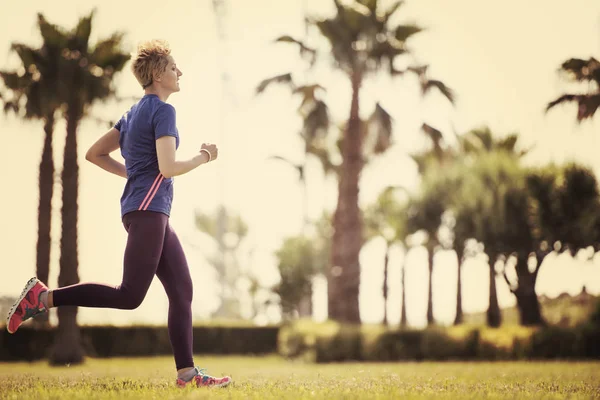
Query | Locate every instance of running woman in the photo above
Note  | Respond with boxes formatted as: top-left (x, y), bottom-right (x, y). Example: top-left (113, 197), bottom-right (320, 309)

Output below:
top-left (6, 39), bottom-right (231, 389)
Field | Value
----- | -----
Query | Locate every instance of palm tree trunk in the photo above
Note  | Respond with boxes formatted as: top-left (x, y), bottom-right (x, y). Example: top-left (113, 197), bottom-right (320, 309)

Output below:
top-left (33, 113), bottom-right (55, 327)
top-left (50, 106), bottom-right (84, 365)
top-left (486, 250), bottom-right (501, 328)
top-left (297, 164), bottom-right (313, 319)
top-left (400, 247), bottom-right (407, 328)
top-left (329, 72), bottom-right (363, 324)
top-left (300, 162), bottom-right (309, 232)
top-left (382, 244), bottom-right (390, 326)
top-left (453, 245), bottom-right (464, 325)
top-left (514, 252), bottom-right (544, 326)
top-left (297, 289), bottom-right (312, 318)
top-left (426, 241), bottom-right (435, 325)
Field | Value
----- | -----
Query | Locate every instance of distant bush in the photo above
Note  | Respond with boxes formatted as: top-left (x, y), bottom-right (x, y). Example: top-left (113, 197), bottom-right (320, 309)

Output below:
top-left (278, 320), bottom-right (600, 363)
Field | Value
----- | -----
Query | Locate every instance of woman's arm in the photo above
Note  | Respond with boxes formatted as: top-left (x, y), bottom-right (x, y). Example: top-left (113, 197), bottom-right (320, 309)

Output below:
top-left (155, 136), bottom-right (217, 178)
top-left (85, 128), bottom-right (127, 179)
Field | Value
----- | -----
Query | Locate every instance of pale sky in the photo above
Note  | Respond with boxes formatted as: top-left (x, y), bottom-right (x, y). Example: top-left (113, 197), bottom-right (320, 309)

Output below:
top-left (0, 0), bottom-right (599, 327)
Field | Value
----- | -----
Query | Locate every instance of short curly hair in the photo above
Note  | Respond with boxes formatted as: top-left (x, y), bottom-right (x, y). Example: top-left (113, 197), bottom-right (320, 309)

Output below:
top-left (131, 40), bottom-right (171, 89)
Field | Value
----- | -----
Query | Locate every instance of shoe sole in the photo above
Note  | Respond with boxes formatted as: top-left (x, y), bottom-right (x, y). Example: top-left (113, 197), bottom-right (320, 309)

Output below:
top-left (6, 277), bottom-right (39, 334)
top-left (214, 380), bottom-right (232, 388)
top-left (177, 379), bottom-right (233, 389)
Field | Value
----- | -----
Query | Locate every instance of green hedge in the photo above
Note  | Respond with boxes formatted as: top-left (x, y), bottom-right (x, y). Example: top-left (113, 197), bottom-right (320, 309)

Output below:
top-left (0, 325), bottom-right (279, 361)
top-left (278, 320), bottom-right (600, 363)
top-left (3, 312), bottom-right (599, 363)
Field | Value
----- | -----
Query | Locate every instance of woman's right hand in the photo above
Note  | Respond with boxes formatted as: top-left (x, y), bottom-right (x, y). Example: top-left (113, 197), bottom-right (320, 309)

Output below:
top-left (200, 143), bottom-right (218, 162)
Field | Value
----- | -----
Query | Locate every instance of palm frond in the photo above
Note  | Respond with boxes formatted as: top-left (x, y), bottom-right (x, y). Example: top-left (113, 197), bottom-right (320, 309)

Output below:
top-left (267, 155), bottom-right (304, 180)
top-left (3, 100), bottom-right (19, 114)
top-left (306, 142), bottom-right (338, 176)
top-left (37, 13), bottom-right (66, 47)
top-left (547, 93), bottom-right (600, 121)
top-left (356, 0), bottom-right (378, 13)
top-left (0, 71), bottom-right (29, 91)
top-left (468, 127), bottom-right (494, 151)
top-left (275, 35), bottom-right (317, 65)
top-left (91, 33), bottom-right (130, 70)
top-left (369, 40), bottom-right (407, 68)
top-left (314, 15), bottom-right (355, 71)
top-left (420, 123), bottom-right (446, 161)
top-left (497, 134), bottom-right (518, 153)
top-left (70, 9), bottom-right (95, 51)
top-left (422, 79), bottom-right (455, 104)
top-left (576, 94), bottom-right (600, 121)
top-left (394, 24), bottom-right (423, 43)
top-left (407, 64), bottom-right (428, 77)
top-left (302, 99), bottom-right (330, 141)
top-left (294, 83), bottom-right (326, 106)
top-left (559, 57), bottom-right (600, 83)
top-left (10, 44), bottom-right (39, 69)
top-left (255, 73), bottom-right (294, 95)
top-left (366, 102), bottom-right (393, 154)
top-left (381, 1), bottom-right (404, 23)
top-left (546, 94), bottom-right (578, 111)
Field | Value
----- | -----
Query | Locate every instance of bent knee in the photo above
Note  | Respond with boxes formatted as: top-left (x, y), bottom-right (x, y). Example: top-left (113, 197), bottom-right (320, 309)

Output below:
top-left (120, 291), bottom-right (146, 310)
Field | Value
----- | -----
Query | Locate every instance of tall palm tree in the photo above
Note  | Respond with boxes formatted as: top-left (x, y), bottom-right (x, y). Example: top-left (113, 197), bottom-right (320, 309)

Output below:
top-left (547, 57), bottom-right (600, 121)
top-left (261, 0), bottom-right (453, 323)
top-left (0, 15), bottom-right (64, 325)
top-left (408, 123), bottom-right (457, 326)
top-left (41, 10), bottom-right (130, 365)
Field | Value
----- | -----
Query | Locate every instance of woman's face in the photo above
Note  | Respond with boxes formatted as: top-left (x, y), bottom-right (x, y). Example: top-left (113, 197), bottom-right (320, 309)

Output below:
top-left (157, 56), bottom-right (183, 93)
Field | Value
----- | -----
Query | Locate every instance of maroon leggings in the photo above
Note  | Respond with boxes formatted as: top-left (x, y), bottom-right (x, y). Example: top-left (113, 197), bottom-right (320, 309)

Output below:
top-left (52, 211), bottom-right (194, 370)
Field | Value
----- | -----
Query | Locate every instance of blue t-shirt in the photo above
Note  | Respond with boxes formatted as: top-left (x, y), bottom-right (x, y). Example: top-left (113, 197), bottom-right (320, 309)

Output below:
top-left (115, 94), bottom-right (180, 217)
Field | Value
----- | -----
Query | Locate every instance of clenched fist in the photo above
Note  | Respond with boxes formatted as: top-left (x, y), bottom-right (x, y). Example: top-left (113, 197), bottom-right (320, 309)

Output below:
top-left (200, 143), bottom-right (218, 162)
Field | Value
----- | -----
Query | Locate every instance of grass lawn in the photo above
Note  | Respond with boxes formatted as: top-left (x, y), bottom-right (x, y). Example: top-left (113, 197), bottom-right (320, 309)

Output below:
top-left (0, 355), bottom-right (598, 399)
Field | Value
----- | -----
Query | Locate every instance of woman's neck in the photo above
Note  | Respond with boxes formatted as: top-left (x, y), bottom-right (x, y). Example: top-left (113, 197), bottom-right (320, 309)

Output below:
top-left (144, 86), bottom-right (170, 102)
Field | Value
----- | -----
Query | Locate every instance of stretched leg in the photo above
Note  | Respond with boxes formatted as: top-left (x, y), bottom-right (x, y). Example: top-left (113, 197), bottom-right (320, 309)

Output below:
top-left (157, 222), bottom-right (231, 388)
top-left (155, 221), bottom-right (194, 370)
top-left (51, 211), bottom-right (168, 310)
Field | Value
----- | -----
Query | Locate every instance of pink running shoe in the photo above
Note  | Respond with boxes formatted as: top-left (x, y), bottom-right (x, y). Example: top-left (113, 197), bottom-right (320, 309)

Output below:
top-left (176, 367), bottom-right (232, 388)
top-left (6, 277), bottom-right (48, 334)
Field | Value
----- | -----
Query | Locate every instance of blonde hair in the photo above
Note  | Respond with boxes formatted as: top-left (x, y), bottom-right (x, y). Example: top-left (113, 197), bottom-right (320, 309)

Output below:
top-left (131, 40), bottom-right (171, 89)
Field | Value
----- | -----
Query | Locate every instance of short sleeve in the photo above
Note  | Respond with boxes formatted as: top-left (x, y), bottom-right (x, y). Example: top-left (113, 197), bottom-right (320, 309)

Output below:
top-left (114, 115), bottom-right (125, 131)
top-left (152, 104), bottom-right (178, 141)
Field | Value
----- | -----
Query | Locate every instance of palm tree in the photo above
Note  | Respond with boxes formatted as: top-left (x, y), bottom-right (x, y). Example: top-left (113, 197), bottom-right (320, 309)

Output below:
top-left (517, 163), bottom-right (600, 325)
top-left (364, 189), bottom-right (396, 326)
top-left (411, 125), bottom-right (527, 327)
top-left (364, 187), bottom-right (409, 326)
top-left (547, 57), bottom-right (600, 121)
top-left (274, 212), bottom-right (331, 320)
top-left (460, 128), bottom-right (530, 327)
top-left (195, 206), bottom-right (250, 318)
top-left (0, 15), bottom-right (65, 325)
top-left (405, 173), bottom-right (447, 326)
top-left (407, 123), bottom-right (457, 326)
top-left (261, 0), bottom-right (453, 323)
top-left (42, 10), bottom-right (130, 365)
